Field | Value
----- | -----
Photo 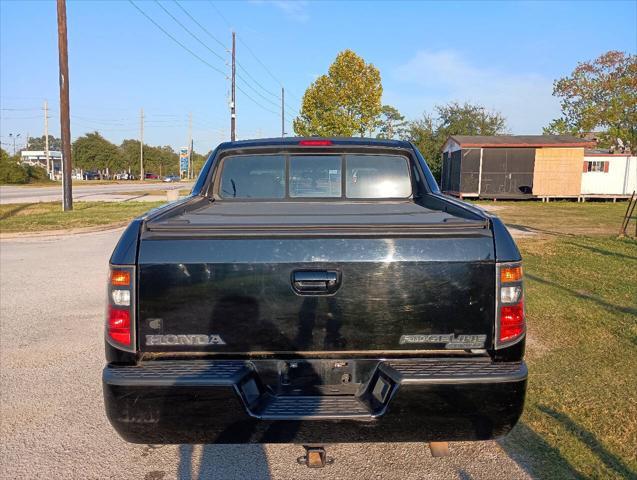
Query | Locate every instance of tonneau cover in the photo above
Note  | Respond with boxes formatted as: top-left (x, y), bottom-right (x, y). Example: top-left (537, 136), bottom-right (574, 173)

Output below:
top-left (147, 201), bottom-right (487, 228)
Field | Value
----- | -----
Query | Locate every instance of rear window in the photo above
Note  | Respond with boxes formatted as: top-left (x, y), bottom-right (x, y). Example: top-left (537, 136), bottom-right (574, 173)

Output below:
top-left (220, 155), bottom-right (285, 199)
top-left (219, 153), bottom-right (411, 199)
top-left (346, 155), bottom-right (411, 198)
top-left (290, 155), bottom-right (342, 198)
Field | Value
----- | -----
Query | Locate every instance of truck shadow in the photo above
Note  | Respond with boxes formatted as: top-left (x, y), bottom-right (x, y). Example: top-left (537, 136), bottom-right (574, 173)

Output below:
top-left (501, 421), bottom-right (587, 479)
top-left (525, 273), bottom-right (637, 317)
top-left (537, 405), bottom-right (635, 479)
top-left (563, 240), bottom-right (637, 261)
top-left (501, 406), bottom-right (636, 479)
top-left (505, 223), bottom-right (574, 237)
top-left (178, 444), bottom-right (271, 480)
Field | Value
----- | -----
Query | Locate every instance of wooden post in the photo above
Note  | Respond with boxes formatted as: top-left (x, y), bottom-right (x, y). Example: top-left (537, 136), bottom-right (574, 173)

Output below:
top-left (230, 32), bottom-right (236, 141)
top-left (57, 0), bottom-right (73, 210)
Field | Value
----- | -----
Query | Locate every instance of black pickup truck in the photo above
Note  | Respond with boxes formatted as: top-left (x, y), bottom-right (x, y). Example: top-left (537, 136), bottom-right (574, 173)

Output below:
top-left (103, 137), bottom-right (526, 458)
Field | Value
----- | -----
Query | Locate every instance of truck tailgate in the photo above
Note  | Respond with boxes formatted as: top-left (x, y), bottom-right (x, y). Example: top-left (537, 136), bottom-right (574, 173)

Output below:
top-left (137, 203), bottom-right (495, 353)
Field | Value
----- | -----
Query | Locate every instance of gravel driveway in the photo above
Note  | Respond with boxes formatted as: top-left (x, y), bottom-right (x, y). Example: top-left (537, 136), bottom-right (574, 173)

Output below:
top-left (0, 229), bottom-right (531, 479)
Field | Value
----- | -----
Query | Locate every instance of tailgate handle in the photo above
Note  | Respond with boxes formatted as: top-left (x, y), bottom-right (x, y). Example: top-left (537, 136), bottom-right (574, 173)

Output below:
top-left (292, 271), bottom-right (340, 295)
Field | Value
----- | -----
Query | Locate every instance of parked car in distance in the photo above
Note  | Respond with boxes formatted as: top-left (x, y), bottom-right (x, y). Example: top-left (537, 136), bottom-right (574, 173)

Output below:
top-left (144, 172), bottom-right (159, 180)
top-left (103, 137), bottom-right (527, 465)
top-left (114, 172), bottom-right (136, 180)
top-left (163, 175), bottom-right (180, 182)
top-left (83, 171), bottom-right (100, 180)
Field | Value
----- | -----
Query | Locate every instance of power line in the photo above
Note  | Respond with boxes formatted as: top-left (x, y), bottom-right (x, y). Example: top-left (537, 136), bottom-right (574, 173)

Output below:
top-left (235, 34), bottom-right (283, 88)
top-left (208, 0), bottom-right (232, 29)
top-left (207, 1), bottom-right (301, 104)
top-left (235, 74), bottom-right (281, 110)
top-left (235, 84), bottom-right (278, 115)
top-left (236, 32), bottom-right (303, 103)
top-left (0, 115), bottom-right (42, 120)
top-left (131, 1), bottom-right (278, 117)
top-left (173, 0), bottom-right (229, 51)
top-left (128, 0), bottom-right (227, 77)
top-left (164, 1), bottom-right (285, 115)
top-left (154, 0), bottom-right (227, 64)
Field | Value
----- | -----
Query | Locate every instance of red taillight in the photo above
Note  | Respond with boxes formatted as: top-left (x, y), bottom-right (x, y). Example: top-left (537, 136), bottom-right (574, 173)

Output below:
top-left (298, 139), bottom-right (332, 146)
top-left (500, 302), bottom-right (525, 342)
top-left (108, 306), bottom-right (131, 346)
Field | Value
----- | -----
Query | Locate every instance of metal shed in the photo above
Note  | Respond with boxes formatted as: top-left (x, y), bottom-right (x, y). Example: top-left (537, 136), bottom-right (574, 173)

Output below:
top-left (441, 135), bottom-right (595, 199)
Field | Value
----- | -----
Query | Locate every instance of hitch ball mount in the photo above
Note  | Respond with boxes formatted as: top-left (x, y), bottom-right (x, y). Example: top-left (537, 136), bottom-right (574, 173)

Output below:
top-left (297, 446), bottom-right (334, 468)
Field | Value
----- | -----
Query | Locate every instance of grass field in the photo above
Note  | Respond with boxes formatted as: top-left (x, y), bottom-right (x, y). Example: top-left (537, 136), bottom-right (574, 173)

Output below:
top-left (478, 201), bottom-right (637, 479)
top-left (1, 179), bottom-right (170, 187)
top-left (0, 201), bottom-right (164, 233)
top-left (475, 200), bottom-right (631, 237)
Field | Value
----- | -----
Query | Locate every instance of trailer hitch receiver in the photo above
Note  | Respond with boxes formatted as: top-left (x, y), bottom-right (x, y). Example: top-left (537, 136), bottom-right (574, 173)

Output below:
top-left (297, 446), bottom-right (333, 468)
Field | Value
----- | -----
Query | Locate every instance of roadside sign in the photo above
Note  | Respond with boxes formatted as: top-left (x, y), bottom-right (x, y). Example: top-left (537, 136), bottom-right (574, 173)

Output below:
top-left (179, 147), bottom-right (189, 174)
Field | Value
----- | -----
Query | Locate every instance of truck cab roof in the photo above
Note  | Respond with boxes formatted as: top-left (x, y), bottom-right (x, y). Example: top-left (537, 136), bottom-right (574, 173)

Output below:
top-left (216, 137), bottom-right (414, 150)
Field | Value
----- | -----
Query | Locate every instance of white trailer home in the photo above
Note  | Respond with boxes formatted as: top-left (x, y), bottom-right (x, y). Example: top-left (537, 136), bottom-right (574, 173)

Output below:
top-left (581, 151), bottom-right (637, 198)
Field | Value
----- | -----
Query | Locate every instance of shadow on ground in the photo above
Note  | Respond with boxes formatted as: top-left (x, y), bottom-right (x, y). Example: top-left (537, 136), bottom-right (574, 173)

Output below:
top-left (503, 420), bottom-right (587, 480)
top-left (563, 240), bottom-right (637, 261)
top-left (0, 203), bottom-right (33, 220)
top-left (501, 407), bottom-right (637, 480)
top-left (177, 444), bottom-right (271, 479)
top-left (537, 405), bottom-right (636, 479)
top-left (526, 273), bottom-right (637, 317)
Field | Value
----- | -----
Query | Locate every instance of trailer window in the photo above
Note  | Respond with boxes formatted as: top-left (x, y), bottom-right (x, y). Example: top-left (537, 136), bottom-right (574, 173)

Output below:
top-left (346, 155), bottom-right (411, 198)
top-left (220, 155), bottom-right (285, 199)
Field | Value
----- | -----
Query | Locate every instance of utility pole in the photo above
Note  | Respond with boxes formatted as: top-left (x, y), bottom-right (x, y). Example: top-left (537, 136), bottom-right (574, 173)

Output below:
top-left (230, 31), bottom-right (236, 142)
top-left (188, 112), bottom-right (192, 179)
top-left (281, 87), bottom-right (285, 137)
top-left (140, 108), bottom-right (144, 181)
top-left (44, 100), bottom-right (50, 178)
top-left (9, 133), bottom-right (20, 155)
top-left (190, 138), bottom-right (194, 179)
top-left (57, 0), bottom-right (72, 211)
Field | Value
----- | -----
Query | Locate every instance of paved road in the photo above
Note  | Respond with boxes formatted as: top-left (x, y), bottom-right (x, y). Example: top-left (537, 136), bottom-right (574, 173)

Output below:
top-left (0, 182), bottom-right (193, 204)
top-left (0, 229), bottom-right (531, 480)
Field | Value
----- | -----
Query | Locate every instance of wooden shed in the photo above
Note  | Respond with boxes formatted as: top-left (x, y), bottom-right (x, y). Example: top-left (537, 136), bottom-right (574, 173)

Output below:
top-left (441, 135), bottom-right (595, 199)
top-left (581, 150), bottom-right (637, 198)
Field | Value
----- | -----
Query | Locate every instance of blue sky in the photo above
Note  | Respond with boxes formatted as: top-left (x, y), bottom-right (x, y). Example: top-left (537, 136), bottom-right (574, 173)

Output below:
top-left (1, 0), bottom-right (636, 153)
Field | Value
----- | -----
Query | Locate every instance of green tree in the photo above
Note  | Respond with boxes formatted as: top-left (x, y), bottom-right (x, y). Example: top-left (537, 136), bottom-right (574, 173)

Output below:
top-left (0, 148), bottom-right (29, 184)
top-left (191, 150), bottom-right (211, 177)
top-left (119, 139), bottom-right (143, 175)
top-left (24, 135), bottom-right (62, 151)
top-left (405, 101), bottom-right (507, 179)
top-left (543, 118), bottom-right (574, 136)
top-left (546, 51), bottom-right (637, 149)
top-left (72, 132), bottom-right (123, 175)
top-left (376, 105), bottom-right (407, 139)
top-left (293, 50), bottom-right (383, 137)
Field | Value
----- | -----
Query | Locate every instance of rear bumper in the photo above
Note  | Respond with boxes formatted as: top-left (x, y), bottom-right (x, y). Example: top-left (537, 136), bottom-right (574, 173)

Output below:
top-left (102, 358), bottom-right (527, 444)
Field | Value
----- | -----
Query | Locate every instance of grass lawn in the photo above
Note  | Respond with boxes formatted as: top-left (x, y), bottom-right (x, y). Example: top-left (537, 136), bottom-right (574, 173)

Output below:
top-left (0, 201), bottom-right (165, 233)
top-left (483, 201), bottom-right (637, 479)
top-left (475, 200), bottom-right (631, 237)
top-left (0, 179), bottom-right (170, 187)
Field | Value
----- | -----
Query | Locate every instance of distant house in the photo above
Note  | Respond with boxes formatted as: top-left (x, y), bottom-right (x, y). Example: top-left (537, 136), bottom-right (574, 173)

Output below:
top-left (441, 135), bottom-right (596, 199)
top-left (581, 150), bottom-right (636, 198)
top-left (20, 150), bottom-right (62, 178)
